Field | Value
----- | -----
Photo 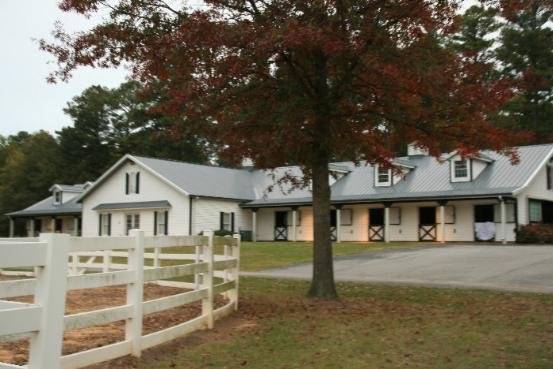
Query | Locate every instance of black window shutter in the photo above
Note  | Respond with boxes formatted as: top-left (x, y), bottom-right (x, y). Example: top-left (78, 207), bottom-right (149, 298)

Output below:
top-left (153, 211), bottom-right (158, 236)
top-left (219, 212), bottom-right (224, 230)
top-left (136, 172), bottom-right (140, 194)
top-left (547, 166), bottom-right (552, 190)
top-left (231, 213), bottom-right (235, 233)
top-left (98, 213), bottom-right (102, 236)
top-left (125, 173), bottom-right (129, 194)
top-left (108, 213), bottom-right (112, 236)
top-left (164, 211), bottom-right (169, 235)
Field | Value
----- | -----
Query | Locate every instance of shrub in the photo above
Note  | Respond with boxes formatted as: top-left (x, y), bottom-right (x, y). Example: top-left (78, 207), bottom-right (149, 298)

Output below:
top-left (214, 229), bottom-right (233, 237)
top-left (516, 224), bottom-right (553, 244)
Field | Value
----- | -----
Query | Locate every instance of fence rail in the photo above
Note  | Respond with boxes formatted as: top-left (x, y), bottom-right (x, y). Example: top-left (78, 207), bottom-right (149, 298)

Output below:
top-left (0, 231), bottom-right (240, 369)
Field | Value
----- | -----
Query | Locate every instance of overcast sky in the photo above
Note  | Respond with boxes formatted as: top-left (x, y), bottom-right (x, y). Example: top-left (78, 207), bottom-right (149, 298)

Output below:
top-left (0, 0), bottom-right (479, 137)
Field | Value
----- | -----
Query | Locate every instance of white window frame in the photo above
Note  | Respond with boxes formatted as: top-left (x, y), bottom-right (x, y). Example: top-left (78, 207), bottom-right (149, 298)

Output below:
top-left (451, 159), bottom-right (471, 182)
top-left (340, 209), bottom-right (353, 226)
top-left (128, 172), bottom-right (138, 194)
top-left (528, 200), bottom-right (543, 223)
top-left (126, 213), bottom-right (140, 235)
top-left (156, 211), bottom-right (167, 235)
top-left (222, 212), bottom-right (232, 231)
top-left (100, 213), bottom-right (110, 236)
top-left (375, 165), bottom-right (392, 187)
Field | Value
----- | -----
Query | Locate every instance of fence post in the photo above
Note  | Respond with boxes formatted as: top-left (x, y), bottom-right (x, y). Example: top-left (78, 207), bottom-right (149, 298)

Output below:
top-left (127, 229), bottom-right (145, 357)
top-left (153, 247), bottom-right (161, 268)
top-left (103, 250), bottom-right (111, 272)
top-left (194, 245), bottom-right (201, 290)
top-left (28, 233), bottom-right (70, 369)
top-left (232, 233), bottom-right (241, 311)
top-left (201, 230), bottom-right (214, 329)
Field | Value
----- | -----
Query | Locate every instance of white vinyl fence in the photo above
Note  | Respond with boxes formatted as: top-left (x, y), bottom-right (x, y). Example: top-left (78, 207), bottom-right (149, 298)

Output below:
top-left (0, 230), bottom-right (240, 369)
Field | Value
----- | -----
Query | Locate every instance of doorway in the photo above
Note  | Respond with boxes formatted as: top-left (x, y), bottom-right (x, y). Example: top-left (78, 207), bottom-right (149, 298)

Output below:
top-left (474, 204), bottom-right (495, 241)
top-left (419, 207), bottom-right (437, 241)
top-left (274, 211), bottom-right (288, 241)
top-left (368, 208), bottom-right (385, 241)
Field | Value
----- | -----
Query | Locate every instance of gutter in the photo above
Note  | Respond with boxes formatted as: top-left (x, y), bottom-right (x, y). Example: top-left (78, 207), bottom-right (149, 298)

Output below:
top-left (240, 193), bottom-right (516, 208)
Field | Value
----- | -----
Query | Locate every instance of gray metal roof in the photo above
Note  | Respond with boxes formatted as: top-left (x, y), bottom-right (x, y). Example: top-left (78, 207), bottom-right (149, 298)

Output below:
top-left (93, 200), bottom-right (171, 211)
top-left (57, 144), bottom-right (553, 212)
top-left (133, 156), bottom-right (255, 200)
top-left (245, 144), bottom-right (553, 206)
top-left (6, 196), bottom-right (82, 217)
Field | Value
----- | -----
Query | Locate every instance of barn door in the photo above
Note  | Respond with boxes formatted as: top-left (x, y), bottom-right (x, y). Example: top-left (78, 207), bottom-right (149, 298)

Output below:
top-left (369, 208), bottom-right (385, 242)
top-left (330, 210), bottom-right (337, 242)
top-left (419, 207), bottom-right (437, 241)
top-left (274, 211), bottom-right (288, 241)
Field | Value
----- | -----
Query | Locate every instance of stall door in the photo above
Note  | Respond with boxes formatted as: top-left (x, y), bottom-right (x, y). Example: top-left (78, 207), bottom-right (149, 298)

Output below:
top-left (369, 208), bottom-right (385, 241)
top-left (274, 211), bottom-right (288, 241)
top-left (419, 207), bottom-right (437, 241)
top-left (330, 210), bottom-right (337, 242)
top-left (474, 204), bottom-right (495, 241)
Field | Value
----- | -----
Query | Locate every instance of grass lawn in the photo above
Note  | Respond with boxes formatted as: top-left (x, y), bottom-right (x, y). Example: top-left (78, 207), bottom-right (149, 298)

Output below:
top-left (237, 241), bottom-right (426, 271)
top-left (116, 278), bottom-right (553, 369)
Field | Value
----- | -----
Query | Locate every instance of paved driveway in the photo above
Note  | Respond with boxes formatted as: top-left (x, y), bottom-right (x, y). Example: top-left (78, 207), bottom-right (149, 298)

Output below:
top-left (245, 245), bottom-right (553, 293)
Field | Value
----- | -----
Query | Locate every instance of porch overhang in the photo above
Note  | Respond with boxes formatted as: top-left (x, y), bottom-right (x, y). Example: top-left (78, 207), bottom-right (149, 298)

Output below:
top-left (241, 193), bottom-right (516, 209)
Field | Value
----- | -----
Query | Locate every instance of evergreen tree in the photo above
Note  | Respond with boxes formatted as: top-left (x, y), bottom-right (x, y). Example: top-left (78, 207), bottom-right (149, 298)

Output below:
top-left (0, 131), bottom-right (63, 235)
top-left (58, 81), bottom-right (210, 184)
top-left (495, 1), bottom-right (553, 141)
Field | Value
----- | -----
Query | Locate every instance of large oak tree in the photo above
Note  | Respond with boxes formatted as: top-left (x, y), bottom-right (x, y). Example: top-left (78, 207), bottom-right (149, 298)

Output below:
top-left (44, 0), bottom-right (521, 299)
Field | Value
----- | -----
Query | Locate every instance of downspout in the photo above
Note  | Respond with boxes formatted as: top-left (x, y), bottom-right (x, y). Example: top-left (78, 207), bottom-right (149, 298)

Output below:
top-left (189, 196), bottom-right (193, 235)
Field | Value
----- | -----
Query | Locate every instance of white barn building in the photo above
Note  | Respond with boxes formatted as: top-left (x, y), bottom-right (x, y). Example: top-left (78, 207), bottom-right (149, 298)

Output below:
top-left (7, 144), bottom-right (553, 243)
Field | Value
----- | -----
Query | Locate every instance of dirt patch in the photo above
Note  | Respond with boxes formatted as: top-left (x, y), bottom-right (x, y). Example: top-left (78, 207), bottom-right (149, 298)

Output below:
top-left (0, 283), bottom-right (229, 366)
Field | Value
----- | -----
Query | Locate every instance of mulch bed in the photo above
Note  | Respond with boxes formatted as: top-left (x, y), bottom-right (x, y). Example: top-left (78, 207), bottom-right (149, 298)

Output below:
top-left (0, 282), bottom-right (228, 366)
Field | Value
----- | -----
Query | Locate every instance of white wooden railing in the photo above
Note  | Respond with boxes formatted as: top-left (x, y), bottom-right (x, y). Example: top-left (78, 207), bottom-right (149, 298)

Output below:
top-left (0, 231), bottom-right (240, 369)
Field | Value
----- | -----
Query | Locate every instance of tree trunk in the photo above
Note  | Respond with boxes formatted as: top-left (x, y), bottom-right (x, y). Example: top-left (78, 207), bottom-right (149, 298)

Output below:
top-left (308, 154), bottom-right (337, 299)
top-left (307, 139), bottom-right (338, 299)
top-left (307, 48), bottom-right (337, 299)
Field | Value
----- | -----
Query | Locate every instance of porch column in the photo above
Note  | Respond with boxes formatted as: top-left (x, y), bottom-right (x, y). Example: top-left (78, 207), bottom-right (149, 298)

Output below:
top-left (8, 217), bottom-right (14, 238)
top-left (51, 217), bottom-right (56, 233)
top-left (252, 209), bottom-right (258, 242)
top-left (73, 217), bottom-right (80, 236)
top-left (439, 201), bottom-right (447, 244)
top-left (384, 204), bottom-right (391, 243)
top-left (29, 218), bottom-right (35, 237)
top-left (291, 207), bottom-right (297, 242)
top-left (335, 205), bottom-right (342, 243)
top-left (500, 197), bottom-right (507, 244)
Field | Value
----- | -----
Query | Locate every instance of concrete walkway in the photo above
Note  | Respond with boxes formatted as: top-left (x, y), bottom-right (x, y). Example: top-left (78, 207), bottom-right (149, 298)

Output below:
top-left (243, 245), bottom-right (553, 293)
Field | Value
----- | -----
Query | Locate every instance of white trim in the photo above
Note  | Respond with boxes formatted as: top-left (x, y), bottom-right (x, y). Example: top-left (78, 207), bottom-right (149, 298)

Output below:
top-left (76, 154), bottom-right (190, 203)
top-left (513, 146), bottom-right (553, 195)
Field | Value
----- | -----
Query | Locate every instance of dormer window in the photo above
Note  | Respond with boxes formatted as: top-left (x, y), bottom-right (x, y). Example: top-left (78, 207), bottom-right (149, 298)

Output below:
top-left (53, 191), bottom-right (62, 205)
top-left (451, 159), bottom-right (471, 182)
top-left (375, 165), bottom-right (392, 187)
top-left (454, 160), bottom-right (468, 178)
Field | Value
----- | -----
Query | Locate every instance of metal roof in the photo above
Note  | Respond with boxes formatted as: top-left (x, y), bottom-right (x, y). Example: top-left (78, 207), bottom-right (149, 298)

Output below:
top-left (93, 200), bottom-right (171, 211)
top-left (13, 144), bottom-right (551, 217)
top-left (245, 144), bottom-right (553, 206)
top-left (6, 196), bottom-right (82, 217)
top-left (132, 156), bottom-right (256, 200)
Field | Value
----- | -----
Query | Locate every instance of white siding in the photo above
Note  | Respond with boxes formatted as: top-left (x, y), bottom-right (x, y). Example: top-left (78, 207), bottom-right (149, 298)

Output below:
top-left (81, 161), bottom-right (189, 237)
top-left (517, 165), bottom-right (553, 225)
top-left (192, 197), bottom-right (251, 235)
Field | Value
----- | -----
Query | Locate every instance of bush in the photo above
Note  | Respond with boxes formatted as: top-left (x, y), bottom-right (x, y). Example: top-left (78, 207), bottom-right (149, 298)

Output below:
top-left (214, 229), bottom-right (233, 237)
top-left (516, 224), bottom-right (553, 244)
